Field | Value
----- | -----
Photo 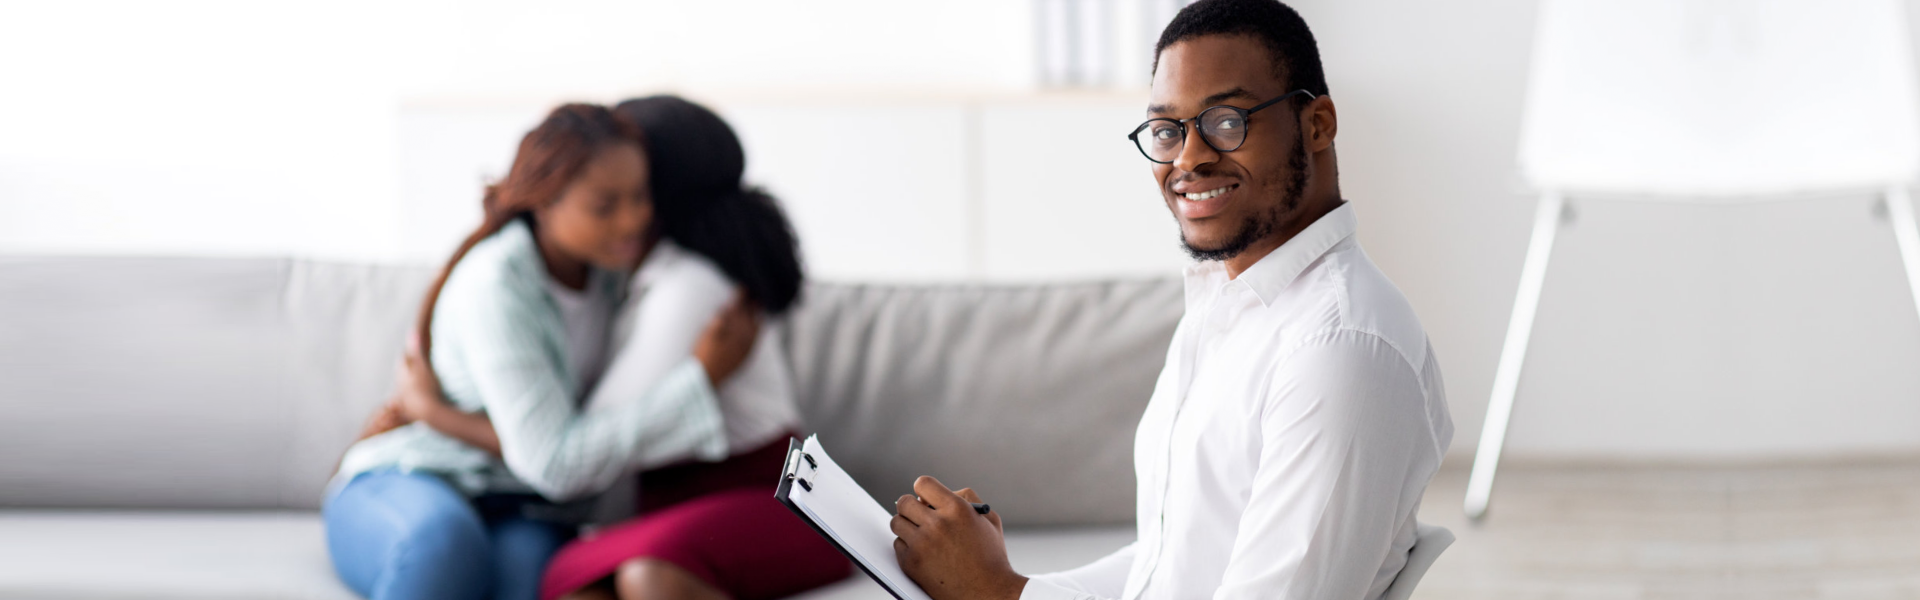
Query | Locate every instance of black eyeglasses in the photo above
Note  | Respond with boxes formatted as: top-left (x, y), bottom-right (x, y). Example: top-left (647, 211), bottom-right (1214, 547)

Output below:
top-left (1127, 89), bottom-right (1314, 164)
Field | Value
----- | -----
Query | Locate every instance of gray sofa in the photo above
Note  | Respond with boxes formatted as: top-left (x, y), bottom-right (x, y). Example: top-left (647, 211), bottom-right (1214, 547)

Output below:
top-left (0, 256), bottom-right (1177, 599)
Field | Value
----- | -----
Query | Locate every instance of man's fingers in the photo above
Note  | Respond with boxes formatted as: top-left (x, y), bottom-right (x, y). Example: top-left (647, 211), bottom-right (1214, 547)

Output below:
top-left (889, 513), bottom-right (917, 539)
top-left (956, 487), bottom-right (984, 503)
top-left (913, 475), bottom-right (968, 512)
top-left (893, 537), bottom-right (912, 567)
top-left (955, 487), bottom-right (1004, 530)
top-left (894, 494), bottom-right (931, 526)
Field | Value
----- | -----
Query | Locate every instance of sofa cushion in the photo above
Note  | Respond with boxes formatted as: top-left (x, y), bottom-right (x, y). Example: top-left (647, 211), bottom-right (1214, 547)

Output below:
top-left (0, 510), bottom-right (1132, 600)
top-left (0, 511), bottom-right (359, 600)
top-left (781, 280), bottom-right (1181, 526)
top-left (0, 257), bottom-right (435, 511)
top-left (0, 258), bottom-right (303, 509)
top-left (1, 256), bottom-right (1181, 528)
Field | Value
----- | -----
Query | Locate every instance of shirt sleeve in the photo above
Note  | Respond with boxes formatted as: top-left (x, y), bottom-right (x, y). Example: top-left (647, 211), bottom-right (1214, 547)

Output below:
top-left (584, 252), bottom-right (734, 416)
top-left (457, 283), bottom-right (729, 502)
top-left (1020, 542), bottom-right (1138, 600)
top-left (1214, 329), bottom-right (1433, 600)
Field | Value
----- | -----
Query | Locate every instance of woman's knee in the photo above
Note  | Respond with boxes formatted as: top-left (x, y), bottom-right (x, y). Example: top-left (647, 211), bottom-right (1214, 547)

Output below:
top-left (613, 559), bottom-right (724, 600)
top-left (395, 501), bottom-right (491, 565)
top-left (383, 502), bottom-right (490, 599)
top-left (326, 471), bottom-right (493, 600)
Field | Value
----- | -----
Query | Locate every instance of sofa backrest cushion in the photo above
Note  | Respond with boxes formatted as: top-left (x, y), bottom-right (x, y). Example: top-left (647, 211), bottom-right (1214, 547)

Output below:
top-left (0, 258), bottom-right (432, 510)
top-left (782, 280), bottom-right (1180, 526)
top-left (0, 257), bottom-right (1181, 526)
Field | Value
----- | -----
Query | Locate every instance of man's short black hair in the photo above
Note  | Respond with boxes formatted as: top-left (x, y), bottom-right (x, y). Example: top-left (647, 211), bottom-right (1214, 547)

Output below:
top-left (1153, 0), bottom-right (1329, 99)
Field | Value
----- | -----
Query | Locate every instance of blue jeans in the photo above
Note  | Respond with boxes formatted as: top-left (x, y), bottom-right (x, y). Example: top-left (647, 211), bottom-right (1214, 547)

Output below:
top-left (323, 470), bottom-right (573, 600)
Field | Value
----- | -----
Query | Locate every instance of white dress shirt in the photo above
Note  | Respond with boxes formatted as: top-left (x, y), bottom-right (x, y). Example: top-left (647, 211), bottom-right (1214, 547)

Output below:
top-left (1021, 203), bottom-right (1453, 600)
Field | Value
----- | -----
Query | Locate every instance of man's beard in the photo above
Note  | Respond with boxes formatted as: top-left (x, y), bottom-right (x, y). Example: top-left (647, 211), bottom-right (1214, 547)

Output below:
top-left (1180, 131), bottom-right (1310, 262)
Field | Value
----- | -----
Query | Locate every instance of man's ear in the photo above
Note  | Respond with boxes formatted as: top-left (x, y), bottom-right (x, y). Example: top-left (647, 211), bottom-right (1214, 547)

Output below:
top-left (1302, 95), bottom-right (1338, 153)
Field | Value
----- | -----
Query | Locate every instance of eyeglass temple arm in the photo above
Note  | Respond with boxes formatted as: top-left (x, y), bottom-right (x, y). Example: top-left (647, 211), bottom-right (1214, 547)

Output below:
top-left (1246, 89), bottom-right (1315, 114)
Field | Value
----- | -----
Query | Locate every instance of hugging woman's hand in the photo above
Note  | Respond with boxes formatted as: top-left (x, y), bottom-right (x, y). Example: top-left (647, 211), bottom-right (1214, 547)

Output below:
top-left (692, 290), bottom-right (762, 385)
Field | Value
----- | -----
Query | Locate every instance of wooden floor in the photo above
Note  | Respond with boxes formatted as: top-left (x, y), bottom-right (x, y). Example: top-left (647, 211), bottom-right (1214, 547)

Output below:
top-left (1414, 459), bottom-right (1920, 599)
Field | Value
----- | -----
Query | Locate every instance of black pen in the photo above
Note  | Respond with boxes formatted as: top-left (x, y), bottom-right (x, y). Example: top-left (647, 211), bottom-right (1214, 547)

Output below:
top-left (918, 495), bottom-right (991, 515)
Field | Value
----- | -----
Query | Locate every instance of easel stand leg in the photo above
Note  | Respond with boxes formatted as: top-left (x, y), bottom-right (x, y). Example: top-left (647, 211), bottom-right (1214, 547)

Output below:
top-left (1885, 187), bottom-right (1920, 326)
top-left (1466, 192), bottom-right (1564, 521)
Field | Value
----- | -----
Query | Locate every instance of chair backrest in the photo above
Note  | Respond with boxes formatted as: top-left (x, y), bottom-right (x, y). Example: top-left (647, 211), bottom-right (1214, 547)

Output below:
top-left (1518, 0), bottom-right (1920, 199)
top-left (1380, 522), bottom-right (1454, 600)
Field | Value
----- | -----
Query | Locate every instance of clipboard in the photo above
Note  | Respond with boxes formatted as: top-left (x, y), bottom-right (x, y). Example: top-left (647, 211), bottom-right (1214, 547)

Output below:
top-left (774, 435), bottom-right (933, 600)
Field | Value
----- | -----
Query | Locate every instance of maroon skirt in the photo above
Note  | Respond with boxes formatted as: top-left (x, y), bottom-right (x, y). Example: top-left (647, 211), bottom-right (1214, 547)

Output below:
top-left (538, 434), bottom-right (851, 600)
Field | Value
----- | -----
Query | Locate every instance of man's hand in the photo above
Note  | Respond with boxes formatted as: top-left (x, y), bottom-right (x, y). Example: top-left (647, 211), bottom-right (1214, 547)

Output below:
top-left (890, 476), bottom-right (1027, 600)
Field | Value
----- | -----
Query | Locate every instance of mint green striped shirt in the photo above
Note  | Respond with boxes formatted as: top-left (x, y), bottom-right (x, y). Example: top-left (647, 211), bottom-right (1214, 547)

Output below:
top-left (335, 219), bottom-right (728, 501)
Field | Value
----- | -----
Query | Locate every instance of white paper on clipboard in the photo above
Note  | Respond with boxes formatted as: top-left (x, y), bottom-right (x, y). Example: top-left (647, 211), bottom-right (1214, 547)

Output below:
top-left (777, 435), bottom-right (933, 600)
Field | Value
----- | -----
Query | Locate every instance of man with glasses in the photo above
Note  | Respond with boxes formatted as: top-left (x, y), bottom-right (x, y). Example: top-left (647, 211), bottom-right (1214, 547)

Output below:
top-left (888, 0), bottom-right (1453, 598)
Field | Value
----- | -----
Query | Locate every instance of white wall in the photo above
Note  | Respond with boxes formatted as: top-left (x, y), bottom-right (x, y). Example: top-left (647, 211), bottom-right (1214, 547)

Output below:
top-left (0, 1), bottom-right (410, 259)
top-left (0, 0), bottom-right (1045, 261)
top-left (1298, 0), bottom-right (1920, 461)
top-left (6, 0), bottom-right (1920, 462)
top-left (391, 96), bottom-right (1186, 282)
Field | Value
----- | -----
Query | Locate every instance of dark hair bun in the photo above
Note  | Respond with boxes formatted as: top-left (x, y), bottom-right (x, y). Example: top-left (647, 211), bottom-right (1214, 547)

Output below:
top-left (668, 187), bottom-right (804, 314)
top-left (614, 95), bottom-right (805, 314)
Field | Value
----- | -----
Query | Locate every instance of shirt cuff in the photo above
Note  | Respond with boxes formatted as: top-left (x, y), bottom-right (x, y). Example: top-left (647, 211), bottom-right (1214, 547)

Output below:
top-left (1020, 577), bottom-right (1100, 600)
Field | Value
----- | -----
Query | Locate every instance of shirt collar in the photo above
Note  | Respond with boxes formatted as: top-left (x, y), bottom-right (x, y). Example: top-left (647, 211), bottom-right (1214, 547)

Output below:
top-left (1183, 201), bottom-right (1358, 308)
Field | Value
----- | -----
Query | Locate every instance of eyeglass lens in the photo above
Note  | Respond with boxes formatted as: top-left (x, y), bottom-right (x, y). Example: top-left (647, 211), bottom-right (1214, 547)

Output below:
top-left (1138, 106), bottom-right (1251, 163)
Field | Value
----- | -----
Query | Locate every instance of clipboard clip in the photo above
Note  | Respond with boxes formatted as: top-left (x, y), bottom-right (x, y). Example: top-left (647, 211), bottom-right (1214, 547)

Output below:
top-left (784, 448), bottom-right (819, 492)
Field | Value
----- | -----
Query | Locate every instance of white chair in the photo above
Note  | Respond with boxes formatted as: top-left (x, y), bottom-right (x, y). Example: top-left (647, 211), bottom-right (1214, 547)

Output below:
top-left (1380, 522), bottom-right (1454, 600)
top-left (1465, 0), bottom-right (1920, 520)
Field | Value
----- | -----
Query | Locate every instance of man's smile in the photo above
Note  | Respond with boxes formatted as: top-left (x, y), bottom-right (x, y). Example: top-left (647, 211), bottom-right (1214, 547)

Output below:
top-left (1183, 185), bottom-right (1233, 200)
top-left (1171, 181), bottom-right (1240, 219)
